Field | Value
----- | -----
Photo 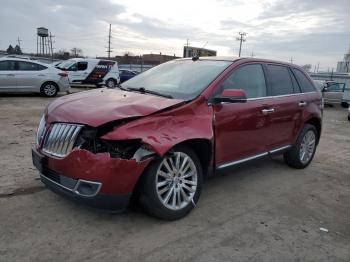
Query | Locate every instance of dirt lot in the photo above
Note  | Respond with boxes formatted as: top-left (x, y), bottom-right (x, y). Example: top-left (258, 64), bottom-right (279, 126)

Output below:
top-left (0, 91), bottom-right (349, 262)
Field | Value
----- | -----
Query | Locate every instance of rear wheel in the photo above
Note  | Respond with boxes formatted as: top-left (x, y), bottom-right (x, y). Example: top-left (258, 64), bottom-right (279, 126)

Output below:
top-left (284, 124), bottom-right (318, 169)
top-left (105, 78), bottom-right (117, 88)
top-left (341, 102), bottom-right (348, 108)
top-left (140, 145), bottom-right (203, 220)
top-left (40, 82), bottom-right (58, 97)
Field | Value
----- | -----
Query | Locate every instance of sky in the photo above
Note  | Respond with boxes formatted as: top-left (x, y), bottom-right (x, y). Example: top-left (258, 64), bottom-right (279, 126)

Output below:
top-left (0, 0), bottom-right (349, 70)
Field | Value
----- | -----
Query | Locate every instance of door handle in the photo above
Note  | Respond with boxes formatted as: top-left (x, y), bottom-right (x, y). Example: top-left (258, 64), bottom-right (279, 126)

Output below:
top-left (38, 74), bottom-right (45, 76)
top-left (261, 108), bottom-right (275, 115)
top-left (299, 101), bottom-right (307, 107)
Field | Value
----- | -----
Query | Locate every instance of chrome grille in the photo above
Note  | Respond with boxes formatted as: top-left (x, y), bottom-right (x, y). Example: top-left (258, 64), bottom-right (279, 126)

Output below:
top-left (42, 123), bottom-right (83, 157)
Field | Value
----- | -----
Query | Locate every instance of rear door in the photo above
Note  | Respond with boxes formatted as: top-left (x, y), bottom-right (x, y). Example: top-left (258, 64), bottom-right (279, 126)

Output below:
top-left (213, 63), bottom-right (273, 166)
top-left (0, 60), bottom-right (17, 90)
top-left (16, 61), bottom-right (48, 91)
top-left (263, 64), bottom-right (303, 150)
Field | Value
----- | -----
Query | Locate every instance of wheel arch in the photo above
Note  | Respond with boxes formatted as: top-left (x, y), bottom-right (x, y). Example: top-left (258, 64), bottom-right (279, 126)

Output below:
top-left (304, 117), bottom-right (322, 144)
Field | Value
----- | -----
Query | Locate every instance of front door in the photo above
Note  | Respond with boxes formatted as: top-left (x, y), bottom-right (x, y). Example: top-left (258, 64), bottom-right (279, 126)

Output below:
top-left (16, 61), bottom-right (47, 91)
top-left (213, 63), bottom-right (273, 167)
top-left (323, 83), bottom-right (345, 105)
top-left (67, 61), bottom-right (89, 83)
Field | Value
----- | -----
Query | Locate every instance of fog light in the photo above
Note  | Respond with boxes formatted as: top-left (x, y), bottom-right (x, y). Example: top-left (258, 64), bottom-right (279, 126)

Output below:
top-left (74, 180), bottom-right (101, 197)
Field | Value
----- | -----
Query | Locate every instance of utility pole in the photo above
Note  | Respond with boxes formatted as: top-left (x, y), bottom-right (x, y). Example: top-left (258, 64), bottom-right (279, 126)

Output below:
top-left (17, 36), bottom-right (22, 48)
top-left (250, 51), bottom-right (255, 57)
top-left (49, 32), bottom-right (54, 61)
top-left (290, 57), bottom-right (294, 64)
top-left (316, 62), bottom-right (320, 73)
top-left (236, 32), bottom-right (247, 57)
top-left (107, 24), bottom-right (112, 59)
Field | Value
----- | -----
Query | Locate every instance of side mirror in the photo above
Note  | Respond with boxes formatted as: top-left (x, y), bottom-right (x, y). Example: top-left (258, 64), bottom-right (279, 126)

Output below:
top-left (212, 89), bottom-right (247, 104)
top-left (323, 87), bottom-right (328, 92)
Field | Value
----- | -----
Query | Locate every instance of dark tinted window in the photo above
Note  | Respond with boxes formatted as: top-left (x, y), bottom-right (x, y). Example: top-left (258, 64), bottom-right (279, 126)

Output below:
top-left (0, 60), bottom-right (16, 71)
top-left (77, 62), bottom-right (88, 71)
top-left (266, 64), bottom-right (294, 96)
top-left (221, 64), bottom-right (267, 98)
top-left (289, 69), bottom-right (301, 93)
top-left (292, 69), bottom-right (316, 92)
top-left (18, 61), bottom-right (46, 71)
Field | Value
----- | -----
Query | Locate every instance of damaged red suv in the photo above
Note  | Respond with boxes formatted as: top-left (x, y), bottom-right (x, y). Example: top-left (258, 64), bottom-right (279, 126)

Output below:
top-left (32, 57), bottom-right (322, 220)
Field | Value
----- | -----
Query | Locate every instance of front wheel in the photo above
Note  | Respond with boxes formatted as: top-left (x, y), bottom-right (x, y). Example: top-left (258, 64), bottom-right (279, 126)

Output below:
top-left (140, 145), bottom-right (203, 220)
top-left (284, 124), bottom-right (318, 169)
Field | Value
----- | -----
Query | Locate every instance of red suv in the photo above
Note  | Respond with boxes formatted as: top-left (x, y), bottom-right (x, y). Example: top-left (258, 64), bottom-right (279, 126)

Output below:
top-left (32, 57), bottom-right (322, 220)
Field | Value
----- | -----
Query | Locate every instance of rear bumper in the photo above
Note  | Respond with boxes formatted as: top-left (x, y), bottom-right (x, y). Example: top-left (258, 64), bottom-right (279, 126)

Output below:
top-left (40, 170), bottom-right (130, 211)
top-left (57, 80), bottom-right (71, 92)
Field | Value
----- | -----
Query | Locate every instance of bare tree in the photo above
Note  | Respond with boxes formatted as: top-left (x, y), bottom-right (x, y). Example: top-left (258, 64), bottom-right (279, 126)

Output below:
top-left (70, 47), bottom-right (83, 57)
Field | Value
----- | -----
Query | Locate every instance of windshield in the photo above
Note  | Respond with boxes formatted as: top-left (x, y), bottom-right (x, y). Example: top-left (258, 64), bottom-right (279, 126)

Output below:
top-left (121, 59), bottom-right (232, 100)
top-left (57, 60), bottom-right (75, 69)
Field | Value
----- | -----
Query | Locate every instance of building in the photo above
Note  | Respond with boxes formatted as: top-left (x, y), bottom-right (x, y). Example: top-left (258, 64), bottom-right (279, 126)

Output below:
top-left (183, 46), bottom-right (217, 58)
top-left (336, 45), bottom-right (350, 73)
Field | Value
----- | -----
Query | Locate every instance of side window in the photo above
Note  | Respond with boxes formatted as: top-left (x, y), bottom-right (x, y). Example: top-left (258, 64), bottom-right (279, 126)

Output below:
top-left (327, 83), bottom-right (344, 92)
top-left (221, 64), bottom-right (267, 98)
top-left (68, 63), bottom-right (77, 71)
top-left (77, 62), bottom-right (88, 71)
top-left (292, 68), bottom-right (316, 92)
top-left (266, 64), bottom-right (294, 96)
top-left (18, 61), bottom-right (46, 71)
top-left (0, 61), bottom-right (16, 71)
top-left (288, 68), bottom-right (301, 93)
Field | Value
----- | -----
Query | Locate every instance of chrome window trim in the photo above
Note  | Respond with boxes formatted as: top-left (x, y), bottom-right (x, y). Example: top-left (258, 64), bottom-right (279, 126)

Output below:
top-left (246, 91), bottom-right (318, 101)
top-left (217, 145), bottom-right (292, 170)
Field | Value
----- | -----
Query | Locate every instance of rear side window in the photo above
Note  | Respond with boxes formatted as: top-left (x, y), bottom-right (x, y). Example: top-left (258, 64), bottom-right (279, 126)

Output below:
top-left (221, 64), bottom-right (267, 98)
top-left (0, 60), bottom-right (16, 71)
top-left (292, 69), bottom-right (316, 92)
top-left (266, 64), bottom-right (294, 96)
top-left (17, 61), bottom-right (47, 71)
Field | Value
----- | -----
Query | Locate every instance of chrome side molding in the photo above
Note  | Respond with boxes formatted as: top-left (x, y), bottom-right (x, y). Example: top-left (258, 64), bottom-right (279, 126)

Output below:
top-left (217, 145), bottom-right (292, 170)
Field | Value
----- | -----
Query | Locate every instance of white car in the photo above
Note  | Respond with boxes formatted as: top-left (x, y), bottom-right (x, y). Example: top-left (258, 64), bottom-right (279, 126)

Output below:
top-left (56, 58), bottom-right (120, 88)
top-left (0, 58), bottom-right (70, 97)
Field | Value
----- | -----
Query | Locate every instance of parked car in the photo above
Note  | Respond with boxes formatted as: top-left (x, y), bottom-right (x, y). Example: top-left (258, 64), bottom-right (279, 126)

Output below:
top-left (0, 57), bottom-right (70, 97)
top-left (56, 58), bottom-right (120, 88)
top-left (314, 80), bottom-right (348, 107)
top-left (119, 69), bottom-right (138, 83)
top-left (32, 57), bottom-right (322, 220)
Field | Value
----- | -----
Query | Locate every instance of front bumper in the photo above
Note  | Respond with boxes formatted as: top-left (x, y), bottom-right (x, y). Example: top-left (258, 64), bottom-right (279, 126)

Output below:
top-left (32, 148), bottom-right (152, 211)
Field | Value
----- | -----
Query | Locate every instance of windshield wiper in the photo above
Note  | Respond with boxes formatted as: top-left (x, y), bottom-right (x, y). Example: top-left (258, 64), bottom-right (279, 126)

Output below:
top-left (125, 87), bottom-right (173, 99)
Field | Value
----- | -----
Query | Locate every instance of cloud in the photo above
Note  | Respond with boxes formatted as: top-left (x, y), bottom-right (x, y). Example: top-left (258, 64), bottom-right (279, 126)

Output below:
top-left (0, 0), bottom-right (349, 69)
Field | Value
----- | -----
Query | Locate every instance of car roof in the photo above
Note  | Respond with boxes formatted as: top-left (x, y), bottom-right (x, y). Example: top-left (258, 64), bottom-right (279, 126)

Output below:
top-left (177, 56), bottom-right (301, 68)
top-left (0, 57), bottom-right (49, 66)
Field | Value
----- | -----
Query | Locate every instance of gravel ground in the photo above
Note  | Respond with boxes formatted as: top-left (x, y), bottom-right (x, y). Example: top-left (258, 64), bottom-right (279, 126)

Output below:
top-left (0, 91), bottom-right (349, 262)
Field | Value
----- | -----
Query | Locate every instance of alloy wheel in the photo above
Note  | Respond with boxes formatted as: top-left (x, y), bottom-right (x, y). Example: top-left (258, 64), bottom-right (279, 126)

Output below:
top-left (43, 84), bottom-right (57, 96)
top-left (155, 152), bottom-right (198, 210)
top-left (299, 130), bottom-right (316, 164)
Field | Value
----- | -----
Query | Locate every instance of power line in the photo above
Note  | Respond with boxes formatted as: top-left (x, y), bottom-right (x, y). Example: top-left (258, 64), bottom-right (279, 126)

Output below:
top-left (236, 32), bottom-right (247, 57)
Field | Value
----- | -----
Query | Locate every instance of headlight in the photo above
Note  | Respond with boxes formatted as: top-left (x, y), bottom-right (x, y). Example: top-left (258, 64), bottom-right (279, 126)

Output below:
top-left (36, 115), bottom-right (46, 146)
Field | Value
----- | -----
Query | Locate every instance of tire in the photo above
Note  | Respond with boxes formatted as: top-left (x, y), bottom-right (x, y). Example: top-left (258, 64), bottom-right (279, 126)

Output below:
top-left (40, 82), bottom-right (58, 97)
top-left (284, 124), bottom-right (318, 169)
top-left (139, 145), bottom-right (203, 220)
top-left (341, 102), bottom-right (349, 108)
top-left (105, 78), bottom-right (117, 88)
top-left (348, 114), bottom-right (350, 122)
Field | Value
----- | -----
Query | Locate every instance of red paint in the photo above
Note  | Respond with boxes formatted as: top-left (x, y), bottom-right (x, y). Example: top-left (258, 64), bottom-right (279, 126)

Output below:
top-left (220, 89), bottom-right (247, 98)
top-left (46, 88), bottom-right (184, 127)
top-left (37, 57), bottom-right (322, 203)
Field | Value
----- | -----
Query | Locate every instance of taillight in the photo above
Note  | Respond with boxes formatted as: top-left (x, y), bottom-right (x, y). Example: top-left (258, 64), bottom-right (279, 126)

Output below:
top-left (58, 72), bottom-right (68, 77)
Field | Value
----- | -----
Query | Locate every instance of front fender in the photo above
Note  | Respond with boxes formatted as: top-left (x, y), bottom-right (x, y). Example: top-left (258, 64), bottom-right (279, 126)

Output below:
top-left (101, 97), bottom-right (214, 156)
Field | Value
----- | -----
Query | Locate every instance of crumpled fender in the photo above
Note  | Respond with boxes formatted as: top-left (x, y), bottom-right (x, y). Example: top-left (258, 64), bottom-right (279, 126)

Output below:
top-left (101, 96), bottom-right (214, 156)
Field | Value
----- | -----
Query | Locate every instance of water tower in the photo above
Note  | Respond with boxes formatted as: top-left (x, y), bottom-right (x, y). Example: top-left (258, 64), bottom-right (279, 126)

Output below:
top-left (37, 27), bottom-right (52, 56)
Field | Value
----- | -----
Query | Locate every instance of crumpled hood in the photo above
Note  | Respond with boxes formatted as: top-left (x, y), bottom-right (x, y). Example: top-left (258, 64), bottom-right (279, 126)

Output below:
top-left (46, 88), bottom-right (184, 127)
